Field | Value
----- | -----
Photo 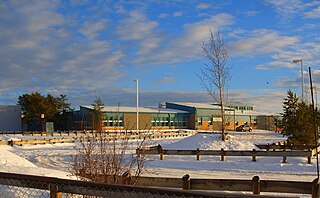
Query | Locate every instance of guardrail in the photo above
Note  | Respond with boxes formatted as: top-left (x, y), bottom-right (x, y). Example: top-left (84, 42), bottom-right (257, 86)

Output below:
top-left (137, 145), bottom-right (316, 163)
top-left (0, 172), bottom-right (316, 197)
top-left (3, 131), bottom-right (197, 146)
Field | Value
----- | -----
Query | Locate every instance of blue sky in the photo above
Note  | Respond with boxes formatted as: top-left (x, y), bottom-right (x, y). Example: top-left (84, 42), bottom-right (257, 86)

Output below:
top-left (0, 0), bottom-right (319, 113)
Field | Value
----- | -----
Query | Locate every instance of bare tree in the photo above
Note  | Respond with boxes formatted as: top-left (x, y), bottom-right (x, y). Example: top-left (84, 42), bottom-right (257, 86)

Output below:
top-left (198, 29), bottom-right (231, 141)
top-left (72, 98), bottom-right (146, 185)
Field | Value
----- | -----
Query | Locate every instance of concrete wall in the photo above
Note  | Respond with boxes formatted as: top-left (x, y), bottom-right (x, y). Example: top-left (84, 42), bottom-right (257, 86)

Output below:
top-left (0, 105), bottom-right (21, 131)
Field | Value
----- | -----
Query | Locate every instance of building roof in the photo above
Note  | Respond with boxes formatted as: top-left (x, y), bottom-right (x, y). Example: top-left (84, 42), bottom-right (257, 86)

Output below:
top-left (166, 102), bottom-right (233, 110)
top-left (0, 105), bottom-right (21, 113)
top-left (81, 105), bottom-right (189, 114)
top-left (225, 109), bottom-right (273, 116)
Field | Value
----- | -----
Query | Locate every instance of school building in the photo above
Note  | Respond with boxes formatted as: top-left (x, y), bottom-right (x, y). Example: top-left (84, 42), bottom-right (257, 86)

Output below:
top-left (73, 102), bottom-right (277, 131)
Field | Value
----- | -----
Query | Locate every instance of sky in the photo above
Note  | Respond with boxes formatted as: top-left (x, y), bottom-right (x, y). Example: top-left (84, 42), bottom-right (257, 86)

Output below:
top-left (0, 0), bottom-right (319, 113)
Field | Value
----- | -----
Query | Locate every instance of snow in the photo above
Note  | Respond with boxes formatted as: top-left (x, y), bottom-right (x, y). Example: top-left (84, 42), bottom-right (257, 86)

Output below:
top-left (0, 130), bottom-right (317, 196)
top-left (145, 131), bottom-right (316, 181)
top-left (162, 131), bottom-right (286, 150)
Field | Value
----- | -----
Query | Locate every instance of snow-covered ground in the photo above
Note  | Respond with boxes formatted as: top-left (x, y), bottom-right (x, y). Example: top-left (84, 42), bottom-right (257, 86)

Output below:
top-left (0, 130), bottom-right (317, 184)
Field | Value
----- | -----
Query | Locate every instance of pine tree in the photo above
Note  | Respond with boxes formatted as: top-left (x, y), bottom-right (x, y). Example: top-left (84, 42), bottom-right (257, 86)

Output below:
top-left (281, 90), bottom-right (318, 145)
top-left (281, 90), bottom-right (299, 139)
top-left (91, 97), bottom-right (104, 131)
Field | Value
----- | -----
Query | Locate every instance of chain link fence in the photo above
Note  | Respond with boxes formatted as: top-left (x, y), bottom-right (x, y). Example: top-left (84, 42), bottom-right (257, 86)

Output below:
top-left (0, 172), bottom-right (217, 198)
top-left (0, 172), bottom-right (310, 198)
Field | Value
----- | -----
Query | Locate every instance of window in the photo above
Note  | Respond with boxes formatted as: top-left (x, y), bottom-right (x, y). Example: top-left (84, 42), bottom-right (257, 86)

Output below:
top-left (198, 117), bottom-right (202, 125)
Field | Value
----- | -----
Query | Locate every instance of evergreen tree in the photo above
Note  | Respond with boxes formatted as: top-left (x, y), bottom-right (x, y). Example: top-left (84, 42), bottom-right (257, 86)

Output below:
top-left (18, 92), bottom-right (71, 123)
top-left (281, 90), bottom-right (319, 145)
top-left (281, 90), bottom-right (299, 139)
top-left (91, 97), bottom-right (104, 131)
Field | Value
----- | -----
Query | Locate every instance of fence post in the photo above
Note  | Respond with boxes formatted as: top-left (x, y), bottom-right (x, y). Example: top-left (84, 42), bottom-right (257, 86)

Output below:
top-left (252, 176), bottom-right (260, 195)
top-left (312, 178), bottom-right (319, 198)
top-left (160, 149), bottom-right (164, 160)
top-left (49, 183), bottom-right (62, 198)
top-left (308, 148), bottom-right (312, 164)
top-left (196, 148), bottom-right (200, 161)
top-left (182, 174), bottom-right (190, 190)
top-left (252, 149), bottom-right (256, 162)
top-left (122, 172), bottom-right (131, 185)
top-left (282, 148), bottom-right (287, 163)
top-left (220, 148), bottom-right (225, 161)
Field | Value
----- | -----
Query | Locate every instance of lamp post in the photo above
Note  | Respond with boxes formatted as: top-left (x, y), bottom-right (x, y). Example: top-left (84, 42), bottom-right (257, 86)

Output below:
top-left (293, 59), bottom-right (304, 101)
top-left (134, 79), bottom-right (139, 135)
top-left (40, 114), bottom-right (45, 132)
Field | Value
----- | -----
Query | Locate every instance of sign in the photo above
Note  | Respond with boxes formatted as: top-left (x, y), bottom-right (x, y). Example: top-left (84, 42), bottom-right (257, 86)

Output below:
top-left (212, 117), bottom-right (222, 122)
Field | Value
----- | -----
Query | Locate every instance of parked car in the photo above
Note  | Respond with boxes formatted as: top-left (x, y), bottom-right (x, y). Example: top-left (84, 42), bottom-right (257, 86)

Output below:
top-left (236, 124), bottom-right (252, 132)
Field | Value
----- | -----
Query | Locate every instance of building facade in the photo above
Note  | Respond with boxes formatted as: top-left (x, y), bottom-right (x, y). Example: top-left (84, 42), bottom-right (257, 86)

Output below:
top-left (75, 105), bottom-right (190, 131)
top-left (72, 102), bottom-right (277, 132)
top-left (0, 105), bottom-right (21, 131)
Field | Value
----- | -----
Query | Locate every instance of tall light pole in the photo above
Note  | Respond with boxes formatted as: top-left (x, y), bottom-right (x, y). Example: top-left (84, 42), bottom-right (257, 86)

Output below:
top-left (134, 79), bottom-right (139, 135)
top-left (40, 114), bottom-right (45, 132)
top-left (293, 59), bottom-right (304, 101)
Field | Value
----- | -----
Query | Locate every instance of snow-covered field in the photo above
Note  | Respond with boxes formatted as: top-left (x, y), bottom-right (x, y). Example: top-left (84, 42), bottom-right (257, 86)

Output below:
top-left (0, 130), bottom-right (317, 184)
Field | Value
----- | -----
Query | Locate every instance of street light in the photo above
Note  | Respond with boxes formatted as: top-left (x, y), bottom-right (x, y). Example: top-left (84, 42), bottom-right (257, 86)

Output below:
top-left (134, 79), bottom-right (139, 135)
top-left (293, 59), bottom-right (304, 101)
top-left (40, 114), bottom-right (45, 132)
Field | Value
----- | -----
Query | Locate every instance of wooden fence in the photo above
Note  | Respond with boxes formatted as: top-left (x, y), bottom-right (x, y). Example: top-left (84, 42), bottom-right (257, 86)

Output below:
top-left (137, 145), bottom-right (317, 164)
top-left (135, 174), bottom-right (319, 197)
top-left (256, 142), bottom-right (316, 151)
top-left (0, 172), bottom-right (317, 197)
top-left (1, 131), bottom-right (197, 146)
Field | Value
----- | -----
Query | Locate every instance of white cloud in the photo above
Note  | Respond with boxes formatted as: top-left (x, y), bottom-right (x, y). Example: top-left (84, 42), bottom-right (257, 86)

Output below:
top-left (0, 0), bottom-right (125, 99)
top-left (245, 10), bottom-right (258, 17)
top-left (256, 61), bottom-right (295, 70)
top-left (305, 6), bottom-right (320, 18)
top-left (156, 77), bottom-right (176, 84)
top-left (196, 3), bottom-right (209, 10)
top-left (117, 10), bottom-right (159, 40)
top-left (80, 21), bottom-right (107, 39)
top-left (256, 42), bottom-right (320, 70)
top-left (158, 13), bottom-right (169, 18)
top-left (228, 30), bottom-right (299, 56)
top-left (275, 77), bottom-right (301, 89)
top-left (173, 11), bottom-right (183, 17)
top-left (264, 0), bottom-right (304, 21)
top-left (265, 0), bottom-right (320, 20)
top-left (130, 13), bottom-right (234, 66)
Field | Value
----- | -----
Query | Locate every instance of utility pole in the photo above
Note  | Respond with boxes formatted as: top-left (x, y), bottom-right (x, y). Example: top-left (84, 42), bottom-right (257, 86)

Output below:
top-left (134, 79), bottom-right (139, 136)
top-left (308, 67), bottom-right (319, 179)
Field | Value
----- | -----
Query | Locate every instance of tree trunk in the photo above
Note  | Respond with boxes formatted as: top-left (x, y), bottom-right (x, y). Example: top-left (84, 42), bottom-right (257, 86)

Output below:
top-left (220, 86), bottom-right (226, 141)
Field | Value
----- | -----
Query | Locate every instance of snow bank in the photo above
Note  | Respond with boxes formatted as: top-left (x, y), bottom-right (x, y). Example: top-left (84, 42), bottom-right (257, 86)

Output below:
top-left (162, 131), bottom-right (286, 150)
top-left (0, 146), bottom-right (75, 179)
top-left (0, 146), bottom-right (36, 167)
top-left (0, 135), bottom-right (21, 142)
